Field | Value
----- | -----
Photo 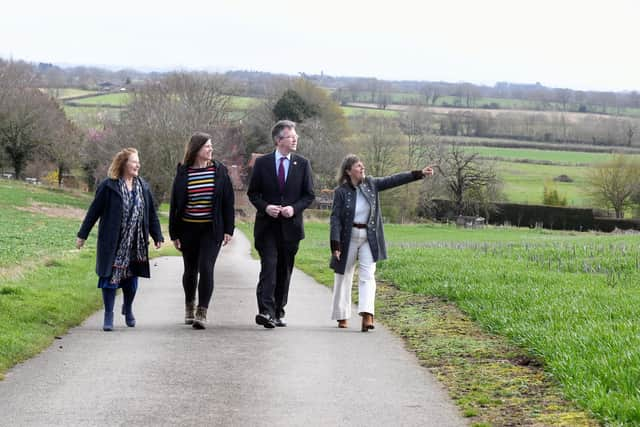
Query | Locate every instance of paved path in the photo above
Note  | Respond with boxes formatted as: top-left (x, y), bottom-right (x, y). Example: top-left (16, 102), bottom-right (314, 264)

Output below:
top-left (0, 231), bottom-right (465, 427)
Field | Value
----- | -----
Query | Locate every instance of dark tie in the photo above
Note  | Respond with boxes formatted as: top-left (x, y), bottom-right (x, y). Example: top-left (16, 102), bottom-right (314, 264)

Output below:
top-left (278, 157), bottom-right (286, 193)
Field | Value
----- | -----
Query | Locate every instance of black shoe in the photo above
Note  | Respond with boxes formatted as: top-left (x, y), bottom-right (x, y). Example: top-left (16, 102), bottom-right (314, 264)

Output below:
top-left (255, 313), bottom-right (275, 328)
top-left (274, 317), bottom-right (287, 327)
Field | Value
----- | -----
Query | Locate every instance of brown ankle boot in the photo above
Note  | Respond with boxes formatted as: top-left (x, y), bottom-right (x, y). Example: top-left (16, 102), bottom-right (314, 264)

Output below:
top-left (337, 319), bottom-right (348, 328)
top-left (185, 302), bottom-right (195, 325)
top-left (361, 313), bottom-right (374, 332)
top-left (367, 313), bottom-right (375, 330)
top-left (192, 306), bottom-right (208, 329)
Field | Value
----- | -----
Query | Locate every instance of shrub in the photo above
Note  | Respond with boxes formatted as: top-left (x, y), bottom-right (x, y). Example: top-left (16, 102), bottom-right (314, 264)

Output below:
top-left (543, 182), bottom-right (567, 206)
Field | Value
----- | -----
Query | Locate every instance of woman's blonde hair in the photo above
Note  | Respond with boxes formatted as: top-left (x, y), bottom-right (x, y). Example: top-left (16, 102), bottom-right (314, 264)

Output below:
top-left (108, 148), bottom-right (138, 179)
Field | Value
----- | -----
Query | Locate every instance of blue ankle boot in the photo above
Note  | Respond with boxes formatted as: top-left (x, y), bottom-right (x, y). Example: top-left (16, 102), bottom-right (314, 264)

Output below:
top-left (122, 304), bottom-right (136, 327)
top-left (103, 311), bottom-right (114, 331)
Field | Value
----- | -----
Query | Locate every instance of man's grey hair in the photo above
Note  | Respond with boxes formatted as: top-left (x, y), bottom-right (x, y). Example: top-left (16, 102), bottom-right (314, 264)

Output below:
top-left (271, 120), bottom-right (296, 145)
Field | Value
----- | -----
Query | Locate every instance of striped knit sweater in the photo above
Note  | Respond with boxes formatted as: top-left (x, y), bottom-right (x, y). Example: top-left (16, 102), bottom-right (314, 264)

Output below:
top-left (182, 165), bottom-right (216, 223)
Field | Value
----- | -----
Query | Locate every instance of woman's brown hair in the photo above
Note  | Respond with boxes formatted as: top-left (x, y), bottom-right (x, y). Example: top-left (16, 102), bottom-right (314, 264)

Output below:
top-left (183, 132), bottom-right (213, 167)
top-left (108, 148), bottom-right (138, 179)
top-left (336, 154), bottom-right (361, 185)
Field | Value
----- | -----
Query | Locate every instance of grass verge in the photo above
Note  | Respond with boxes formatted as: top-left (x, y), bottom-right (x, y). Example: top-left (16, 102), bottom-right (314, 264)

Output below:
top-left (0, 180), bottom-right (179, 380)
top-left (0, 250), bottom-right (100, 379)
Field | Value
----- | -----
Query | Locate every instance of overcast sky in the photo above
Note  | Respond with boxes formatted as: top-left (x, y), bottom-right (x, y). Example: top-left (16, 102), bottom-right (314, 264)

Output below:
top-left (1, 0), bottom-right (638, 92)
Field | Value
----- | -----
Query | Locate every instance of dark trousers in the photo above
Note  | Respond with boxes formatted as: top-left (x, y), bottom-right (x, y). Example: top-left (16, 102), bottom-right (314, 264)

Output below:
top-left (180, 222), bottom-right (222, 309)
top-left (255, 223), bottom-right (299, 319)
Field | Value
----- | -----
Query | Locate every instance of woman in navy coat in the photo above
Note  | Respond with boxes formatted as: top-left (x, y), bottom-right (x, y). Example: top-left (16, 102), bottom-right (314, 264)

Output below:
top-left (77, 148), bottom-right (164, 331)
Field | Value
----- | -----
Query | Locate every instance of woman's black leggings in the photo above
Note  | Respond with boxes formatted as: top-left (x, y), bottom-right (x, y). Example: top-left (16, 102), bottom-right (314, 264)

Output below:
top-left (180, 222), bottom-right (222, 308)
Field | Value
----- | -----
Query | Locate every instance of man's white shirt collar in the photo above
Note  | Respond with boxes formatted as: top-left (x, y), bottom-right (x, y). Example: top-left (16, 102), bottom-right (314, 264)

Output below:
top-left (275, 151), bottom-right (291, 162)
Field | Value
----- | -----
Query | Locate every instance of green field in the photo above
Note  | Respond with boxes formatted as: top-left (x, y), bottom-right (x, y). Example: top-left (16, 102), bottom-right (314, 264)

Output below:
top-left (341, 105), bottom-right (399, 117)
top-left (229, 95), bottom-right (261, 110)
top-left (63, 105), bottom-right (122, 128)
top-left (42, 88), bottom-right (99, 99)
top-left (441, 135), bottom-right (640, 155)
top-left (70, 92), bottom-right (131, 106)
top-left (0, 180), bottom-right (92, 273)
top-left (284, 222), bottom-right (640, 425)
top-left (464, 145), bottom-right (618, 165)
top-left (496, 161), bottom-right (590, 205)
top-left (347, 91), bottom-right (640, 118)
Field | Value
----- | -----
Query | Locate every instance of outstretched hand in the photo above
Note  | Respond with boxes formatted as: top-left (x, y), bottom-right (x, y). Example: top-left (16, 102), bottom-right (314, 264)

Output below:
top-left (422, 165), bottom-right (435, 177)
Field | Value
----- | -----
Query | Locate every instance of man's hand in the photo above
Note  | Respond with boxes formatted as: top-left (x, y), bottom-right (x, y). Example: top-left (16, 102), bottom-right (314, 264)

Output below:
top-left (76, 238), bottom-right (85, 249)
top-left (173, 239), bottom-right (181, 251)
top-left (223, 233), bottom-right (232, 246)
top-left (154, 241), bottom-right (162, 249)
top-left (280, 206), bottom-right (294, 218)
top-left (333, 250), bottom-right (341, 261)
top-left (266, 204), bottom-right (282, 218)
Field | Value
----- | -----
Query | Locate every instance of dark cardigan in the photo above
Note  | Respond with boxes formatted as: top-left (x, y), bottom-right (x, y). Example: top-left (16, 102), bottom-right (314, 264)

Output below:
top-left (77, 177), bottom-right (164, 278)
top-left (329, 171), bottom-right (424, 274)
top-left (169, 160), bottom-right (235, 242)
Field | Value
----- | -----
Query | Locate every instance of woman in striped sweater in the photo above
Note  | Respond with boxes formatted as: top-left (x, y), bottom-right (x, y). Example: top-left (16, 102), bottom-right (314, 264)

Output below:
top-left (169, 132), bottom-right (235, 329)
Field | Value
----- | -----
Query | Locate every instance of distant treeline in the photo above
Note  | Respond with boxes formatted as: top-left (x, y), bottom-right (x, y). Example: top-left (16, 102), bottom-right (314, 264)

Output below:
top-left (19, 59), bottom-right (640, 117)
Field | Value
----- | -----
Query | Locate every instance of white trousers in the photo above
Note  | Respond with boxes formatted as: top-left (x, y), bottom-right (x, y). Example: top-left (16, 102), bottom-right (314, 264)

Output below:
top-left (331, 227), bottom-right (376, 320)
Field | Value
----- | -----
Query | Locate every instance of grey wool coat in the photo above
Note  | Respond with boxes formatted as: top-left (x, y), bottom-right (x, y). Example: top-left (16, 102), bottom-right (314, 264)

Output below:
top-left (329, 171), bottom-right (425, 274)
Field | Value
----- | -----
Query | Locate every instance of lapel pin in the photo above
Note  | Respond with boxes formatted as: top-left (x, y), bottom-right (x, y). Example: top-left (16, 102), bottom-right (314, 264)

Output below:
top-left (293, 161), bottom-right (297, 165)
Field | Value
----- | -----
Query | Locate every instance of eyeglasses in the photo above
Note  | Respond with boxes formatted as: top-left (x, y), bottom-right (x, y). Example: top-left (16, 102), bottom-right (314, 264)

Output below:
top-left (279, 135), bottom-right (298, 140)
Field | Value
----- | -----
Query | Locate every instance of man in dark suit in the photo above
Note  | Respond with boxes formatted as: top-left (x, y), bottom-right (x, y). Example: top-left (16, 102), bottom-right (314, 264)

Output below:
top-left (247, 120), bottom-right (315, 328)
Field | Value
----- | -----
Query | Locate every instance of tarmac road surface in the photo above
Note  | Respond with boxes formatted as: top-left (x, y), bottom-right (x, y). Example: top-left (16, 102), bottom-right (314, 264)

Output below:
top-left (0, 231), bottom-right (465, 426)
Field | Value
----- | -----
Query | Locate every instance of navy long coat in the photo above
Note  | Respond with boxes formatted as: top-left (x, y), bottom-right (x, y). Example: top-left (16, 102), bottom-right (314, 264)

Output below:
top-left (77, 177), bottom-right (164, 278)
top-left (329, 171), bottom-right (424, 275)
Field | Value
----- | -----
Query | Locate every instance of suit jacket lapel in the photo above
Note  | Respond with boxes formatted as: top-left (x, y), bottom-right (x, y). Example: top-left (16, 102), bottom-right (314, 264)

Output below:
top-left (264, 152), bottom-right (279, 190)
top-left (285, 154), bottom-right (298, 189)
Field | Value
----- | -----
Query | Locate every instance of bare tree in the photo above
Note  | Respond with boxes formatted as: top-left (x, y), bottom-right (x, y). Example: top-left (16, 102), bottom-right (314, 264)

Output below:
top-left (399, 107), bottom-right (436, 169)
top-left (586, 155), bottom-right (640, 218)
top-left (80, 128), bottom-right (120, 191)
top-left (621, 119), bottom-right (638, 147)
top-left (356, 116), bottom-right (402, 177)
top-left (435, 143), bottom-right (500, 215)
top-left (44, 118), bottom-right (83, 187)
top-left (0, 88), bottom-right (67, 179)
top-left (554, 88), bottom-right (572, 111)
top-left (111, 72), bottom-right (234, 200)
top-left (376, 82), bottom-right (392, 109)
top-left (397, 107), bottom-right (439, 221)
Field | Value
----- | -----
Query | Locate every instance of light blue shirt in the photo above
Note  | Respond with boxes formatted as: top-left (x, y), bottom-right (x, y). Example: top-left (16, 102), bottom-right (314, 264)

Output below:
top-left (275, 150), bottom-right (291, 181)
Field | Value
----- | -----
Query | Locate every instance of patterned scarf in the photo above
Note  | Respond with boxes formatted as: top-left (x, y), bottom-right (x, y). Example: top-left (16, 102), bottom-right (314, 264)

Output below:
top-left (110, 177), bottom-right (148, 285)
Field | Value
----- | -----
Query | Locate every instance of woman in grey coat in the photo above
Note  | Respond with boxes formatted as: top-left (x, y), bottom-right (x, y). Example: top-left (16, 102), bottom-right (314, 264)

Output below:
top-left (329, 154), bottom-right (434, 331)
